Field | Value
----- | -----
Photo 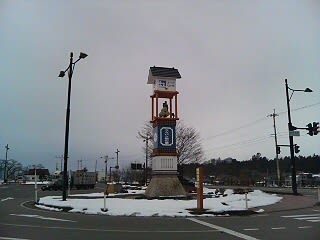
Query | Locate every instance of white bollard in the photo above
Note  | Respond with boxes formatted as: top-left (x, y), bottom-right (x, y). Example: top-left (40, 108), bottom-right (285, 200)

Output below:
top-left (101, 186), bottom-right (108, 212)
top-left (245, 192), bottom-right (248, 210)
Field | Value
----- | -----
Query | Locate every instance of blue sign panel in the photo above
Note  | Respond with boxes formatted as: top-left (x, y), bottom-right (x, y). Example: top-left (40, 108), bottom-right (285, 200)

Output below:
top-left (160, 127), bottom-right (174, 146)
top-left (153, 125), bottom-right (176, 152)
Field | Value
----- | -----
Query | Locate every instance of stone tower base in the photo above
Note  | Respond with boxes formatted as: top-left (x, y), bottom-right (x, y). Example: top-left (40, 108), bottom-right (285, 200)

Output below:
top-left (145, 175), bottom-right (186, 198)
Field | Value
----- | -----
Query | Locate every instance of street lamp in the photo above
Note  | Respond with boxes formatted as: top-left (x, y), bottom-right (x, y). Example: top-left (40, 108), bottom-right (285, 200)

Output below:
top-left (59, 52), bottom-right (87, 201)
top-left (285, 79), bottom-right (312, 195)
top-left (138, 132), bottom-right (152, 186)
top-left (4, 144), bottom-right (9, 183)
top-left (101, 155), bottom-right (114, 184)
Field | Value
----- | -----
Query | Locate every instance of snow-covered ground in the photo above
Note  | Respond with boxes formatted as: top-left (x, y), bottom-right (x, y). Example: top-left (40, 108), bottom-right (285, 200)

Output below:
top-left (37, 187), bottom-right (282, 217)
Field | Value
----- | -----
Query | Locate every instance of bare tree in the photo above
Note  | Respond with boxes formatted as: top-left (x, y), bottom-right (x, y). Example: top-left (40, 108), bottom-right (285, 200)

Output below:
top-left (176, 121), bottom-right (204, 165)
top-left (138, 121), bottom-right (204, 165)
top-left (0, 159), bottom-right (23, 181)
top-left (137, 122), bottom-right (154, 159)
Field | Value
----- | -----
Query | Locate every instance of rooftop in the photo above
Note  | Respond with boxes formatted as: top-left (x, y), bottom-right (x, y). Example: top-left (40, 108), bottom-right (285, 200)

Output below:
top-left (149, 66), bottom-right (181, 79)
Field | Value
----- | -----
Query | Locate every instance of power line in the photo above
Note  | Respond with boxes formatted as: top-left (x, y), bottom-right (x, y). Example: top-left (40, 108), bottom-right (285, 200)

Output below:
top-left (206, 135), bottom-right (271, 151)
top-left (277, 101), bottom-right (320, 116)
top-left (205, 117), bottom-right (268, 140)
top-left (205, 131), bottom-right (289, 153)
top-left (204, 101), bottom-right (320, 141)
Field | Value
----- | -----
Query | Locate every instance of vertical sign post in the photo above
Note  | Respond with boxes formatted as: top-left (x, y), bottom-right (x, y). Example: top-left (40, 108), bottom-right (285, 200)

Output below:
top-left (196, 167), bottom-right (204, 210)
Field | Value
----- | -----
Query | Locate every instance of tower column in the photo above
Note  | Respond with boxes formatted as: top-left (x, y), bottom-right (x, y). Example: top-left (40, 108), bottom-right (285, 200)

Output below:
top-left (175, 94), bottom-right (178, 119)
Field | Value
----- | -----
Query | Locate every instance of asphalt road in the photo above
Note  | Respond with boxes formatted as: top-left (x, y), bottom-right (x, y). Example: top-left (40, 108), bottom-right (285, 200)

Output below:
top-left (0, 183), bottom-right (319, 240)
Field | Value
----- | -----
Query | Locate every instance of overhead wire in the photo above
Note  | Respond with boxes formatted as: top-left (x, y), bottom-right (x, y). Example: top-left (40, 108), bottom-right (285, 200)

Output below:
top-left (203, 102), bottom-right (319, 155)
top-left (204, 101), bottom-right (319, 141)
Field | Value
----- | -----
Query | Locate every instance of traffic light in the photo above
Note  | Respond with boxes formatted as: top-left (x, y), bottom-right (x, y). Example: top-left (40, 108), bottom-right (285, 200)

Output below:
top-left (294, 145), bottom-right (300, 154)
top-left (313, 122), bottom-right (319, 135)
top-left (276, 146), bottom-right (281, 154)
top-left (306, 123), bottom-right (313, 136)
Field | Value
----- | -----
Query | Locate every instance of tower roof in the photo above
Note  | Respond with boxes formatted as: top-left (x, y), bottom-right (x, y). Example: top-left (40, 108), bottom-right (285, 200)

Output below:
top-left (149, 66), bottom-right (181, 79)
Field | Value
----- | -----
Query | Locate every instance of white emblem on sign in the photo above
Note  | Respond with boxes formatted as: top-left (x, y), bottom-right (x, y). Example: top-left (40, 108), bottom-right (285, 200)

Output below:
top-left (154, 132), bottom-right (157, 142)
top-left (160, 127), bottom-right (173, 146)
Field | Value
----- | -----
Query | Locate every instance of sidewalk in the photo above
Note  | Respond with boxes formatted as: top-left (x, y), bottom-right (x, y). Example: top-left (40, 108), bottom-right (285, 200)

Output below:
top-left (253, 194), bottom-right (319, 213)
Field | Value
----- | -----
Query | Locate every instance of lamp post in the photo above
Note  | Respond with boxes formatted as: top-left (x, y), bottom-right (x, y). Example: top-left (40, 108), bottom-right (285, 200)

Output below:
top-left (285, 79), bottom-right (312, 195)
top-left (59, 52), bottom-right (87, 201)
top-left (4, 144), bottom-right (9, 183)
top-left (138, 132), bottom-right (152, 186)
top-left (144, 135), bottom-right (151, 186)
top-left (101, 155), bottom-right (114, 184)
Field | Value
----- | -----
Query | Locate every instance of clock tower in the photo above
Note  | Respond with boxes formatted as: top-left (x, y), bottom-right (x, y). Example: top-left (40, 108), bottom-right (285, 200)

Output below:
top-left (145, 66), bottom-right (186, 198)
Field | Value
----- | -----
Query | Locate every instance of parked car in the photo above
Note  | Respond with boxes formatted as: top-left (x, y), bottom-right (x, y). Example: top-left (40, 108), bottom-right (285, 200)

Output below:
top-left (41, 179), bottom-right (63, 191)
top-left (178, 176), bottom-right (197, 193)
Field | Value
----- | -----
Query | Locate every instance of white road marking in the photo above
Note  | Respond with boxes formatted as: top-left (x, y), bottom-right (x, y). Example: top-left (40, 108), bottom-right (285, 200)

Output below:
top-left (282, 213), bottom-right (320, 218)
top-left (188, 218), bottom-right (259, 240)
top-left (0, 237), bottom-right (30, 240)
top-left (298, 226), bottom-right (312, 229)
top-left (243, 228), bottom-right (259, 231)
top-left (295, 216), bottom-right (320, 220)
top-left (307, 219), bottom-right (320, 222)
top-left (1, 197), bottom-right (14, 202)
top-left (271, 227), bottom-right (286, 230)
top-left (9, 214), bottom-right (76, 222)
top-left (281, 213), bottom-right (320, 222)
top-left (254, 214), bottom-right (269, 217)
top-left (0, 222), bottom-right (219, 233)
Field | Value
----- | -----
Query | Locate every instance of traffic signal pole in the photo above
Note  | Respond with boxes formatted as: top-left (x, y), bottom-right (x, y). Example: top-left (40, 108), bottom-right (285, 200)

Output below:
top-left (285, 79), bottom-right (298, 195)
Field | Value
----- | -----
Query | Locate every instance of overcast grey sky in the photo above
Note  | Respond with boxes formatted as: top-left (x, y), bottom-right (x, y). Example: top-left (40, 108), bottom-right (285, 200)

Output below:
top-left (1, 0), bottom-right (319, 172)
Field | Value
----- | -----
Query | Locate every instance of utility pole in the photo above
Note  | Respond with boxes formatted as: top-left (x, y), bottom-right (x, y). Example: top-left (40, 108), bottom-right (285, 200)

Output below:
top-left (138, 132), bottom-right (152, 186)
top-left (55, 155), bottom-right (63, 172)
top-left (144, 135), bottom-right (150, 186)
top-left (4, 144), bottom-right (9, 183)
top-left (115, 149), bottom-right (120, 183)
top-left (115, 149), bottom-right (120, 168)
top-left (268, 109), bottom-right (280, 186)
top-left (77, 159), bottom-right (84, 170)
